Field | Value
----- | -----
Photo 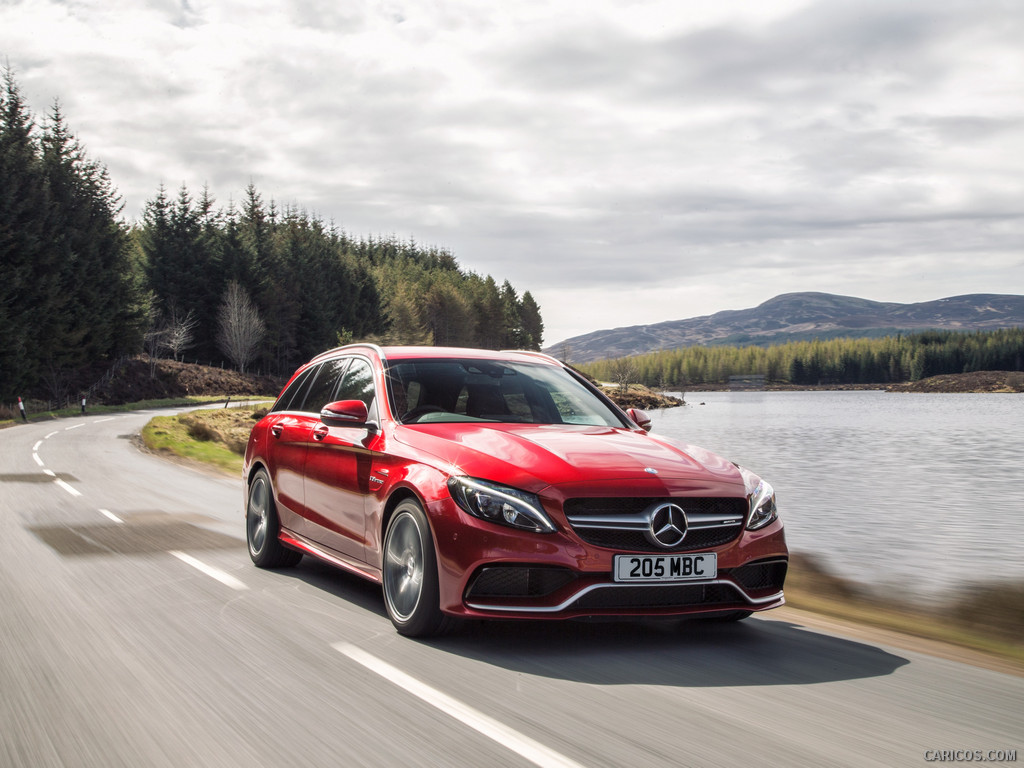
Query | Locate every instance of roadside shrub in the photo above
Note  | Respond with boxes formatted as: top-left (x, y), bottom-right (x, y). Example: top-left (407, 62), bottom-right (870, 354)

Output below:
top-left (176, 410), bottom-right (256, 455)
top-left (183, 417), bottom-right (222, 443)
top-left (223, 434), bottom-right (249, 455)
top-left (947, 582), bottom-right (1024, 643)
top-left (786, 552), bottom-right (865, 601)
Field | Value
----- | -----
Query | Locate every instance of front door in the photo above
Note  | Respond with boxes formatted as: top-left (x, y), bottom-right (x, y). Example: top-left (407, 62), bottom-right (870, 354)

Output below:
top-left (302, 357), bottom-right (378, 562)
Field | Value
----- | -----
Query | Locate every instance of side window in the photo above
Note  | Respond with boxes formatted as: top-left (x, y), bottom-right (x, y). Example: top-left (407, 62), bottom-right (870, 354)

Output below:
top-left (271, 365), bottom-right (317, 413)
top-left (336, 358), bottom-right (376, 418)
top-left (295, 358), bottom-right (349, 413)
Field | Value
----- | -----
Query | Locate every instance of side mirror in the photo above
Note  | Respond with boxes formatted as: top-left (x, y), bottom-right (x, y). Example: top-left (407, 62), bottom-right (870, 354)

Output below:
top-left (626, 407), bottom-right (652, 432)
top-left (320, 400), bottom-right (369, 427)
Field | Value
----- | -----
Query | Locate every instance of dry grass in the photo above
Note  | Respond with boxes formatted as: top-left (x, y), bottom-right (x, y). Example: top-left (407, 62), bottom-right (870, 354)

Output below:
top-left (179, 407), bottom-right (265, 454)
top-left (141, 405), bottom-right (268, 475)
top-left (786, 553), bottom-right (1024, 668)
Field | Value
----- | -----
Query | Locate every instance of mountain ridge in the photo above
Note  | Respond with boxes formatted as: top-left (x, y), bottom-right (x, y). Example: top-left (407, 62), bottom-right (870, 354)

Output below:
top-left (546, 292), bottom-right (1024, 363)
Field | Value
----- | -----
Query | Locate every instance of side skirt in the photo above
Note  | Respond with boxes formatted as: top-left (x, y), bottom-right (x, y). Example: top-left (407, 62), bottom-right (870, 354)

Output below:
top-left (279, 529), bottom-right (382, 584)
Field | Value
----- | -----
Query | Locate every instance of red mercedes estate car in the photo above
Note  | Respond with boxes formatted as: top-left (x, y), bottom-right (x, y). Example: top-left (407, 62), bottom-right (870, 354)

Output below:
top-left (243, 345), bottom-right (787, 636)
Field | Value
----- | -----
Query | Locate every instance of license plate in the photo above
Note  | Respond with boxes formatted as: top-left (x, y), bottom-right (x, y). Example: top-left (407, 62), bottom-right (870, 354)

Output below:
top-left (613, 553), bottom-right (717, 582)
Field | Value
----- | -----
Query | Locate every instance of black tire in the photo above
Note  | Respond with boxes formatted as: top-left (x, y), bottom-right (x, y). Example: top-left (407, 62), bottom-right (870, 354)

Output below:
top-left (382, 499), bottom-right (450, 637)
top-left (246, 468), bottom-right (302, 568)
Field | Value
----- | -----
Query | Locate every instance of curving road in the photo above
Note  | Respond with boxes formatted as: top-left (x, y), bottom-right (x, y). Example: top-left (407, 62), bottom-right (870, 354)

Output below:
top-left (1, 410), bottom-right (1021, 767)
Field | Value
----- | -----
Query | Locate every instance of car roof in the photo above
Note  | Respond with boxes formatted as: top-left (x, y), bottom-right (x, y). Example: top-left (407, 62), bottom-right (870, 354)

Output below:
top-left (308, 344), bottom-right (562, 367)
top-left (382, 346), bottom-right (559, 364)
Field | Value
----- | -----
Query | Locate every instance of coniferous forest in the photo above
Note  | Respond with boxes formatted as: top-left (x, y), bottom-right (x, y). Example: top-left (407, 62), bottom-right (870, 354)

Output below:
top-left (578, 328), bottom-right (1024, 388)
top-left (0, 69), bottom-right (543, 403)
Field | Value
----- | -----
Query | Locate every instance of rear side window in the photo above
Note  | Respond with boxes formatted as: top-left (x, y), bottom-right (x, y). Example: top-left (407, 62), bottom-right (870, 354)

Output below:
top-left (284, 360), bottom-right (348, 415)
top-left (271, 365), bottom-right (317, 413)
top-left (295, 358), bottom-right (350, 413)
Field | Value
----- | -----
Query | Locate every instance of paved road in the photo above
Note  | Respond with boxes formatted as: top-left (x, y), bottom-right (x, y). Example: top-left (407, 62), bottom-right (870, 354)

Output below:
top-left (1, 410), bottom-right (1021, 767)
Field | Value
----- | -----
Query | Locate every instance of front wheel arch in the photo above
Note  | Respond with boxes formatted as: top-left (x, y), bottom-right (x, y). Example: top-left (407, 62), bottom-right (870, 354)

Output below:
top-left (380, 488), bottom-right (422, 543)
top-left (381, 497), bottom-right (451, 637)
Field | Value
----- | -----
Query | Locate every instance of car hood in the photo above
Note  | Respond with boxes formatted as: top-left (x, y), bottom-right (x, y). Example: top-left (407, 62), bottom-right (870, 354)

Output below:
top-left (394, 422), bottom-right (744, 493)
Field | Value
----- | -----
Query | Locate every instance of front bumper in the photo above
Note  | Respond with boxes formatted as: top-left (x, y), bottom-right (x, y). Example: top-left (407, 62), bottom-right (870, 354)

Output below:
top-left (428, 496), bottom-right (788, 620)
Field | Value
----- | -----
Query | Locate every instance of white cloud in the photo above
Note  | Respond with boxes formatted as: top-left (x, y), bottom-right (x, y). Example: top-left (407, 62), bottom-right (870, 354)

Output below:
top-left (3, 0), bottom-right (1023, 345)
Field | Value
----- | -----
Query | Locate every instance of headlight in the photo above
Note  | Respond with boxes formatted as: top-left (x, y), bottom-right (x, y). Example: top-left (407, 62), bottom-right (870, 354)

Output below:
top-left (738, 466), bottom-right (779, 531)
top-left (447, 477), bottom-right (556, 533)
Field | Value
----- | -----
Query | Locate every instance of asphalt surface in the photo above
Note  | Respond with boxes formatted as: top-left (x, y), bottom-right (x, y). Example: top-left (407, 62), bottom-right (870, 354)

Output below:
top-left (1, 409), bottom-right (1021, 768)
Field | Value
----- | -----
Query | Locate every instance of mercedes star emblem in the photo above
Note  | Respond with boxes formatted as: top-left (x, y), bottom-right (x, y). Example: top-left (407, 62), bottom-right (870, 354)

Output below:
top-left (645, 502), bottom-right (688, 548)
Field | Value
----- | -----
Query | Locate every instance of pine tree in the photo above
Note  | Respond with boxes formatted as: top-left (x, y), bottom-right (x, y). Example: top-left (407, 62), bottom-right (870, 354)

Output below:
top-left (470, 275), bottom-right (504, 349)
top-left (384, 284), bottom-right (431, 345)
top-left (500, 280), bottom-right (525, 349)
top-left (0, 67), bottom-right (49, 399)
top-left (38, 103), bottom-right (129, 371)
top-left (519, 291), bottom-right (544, 351)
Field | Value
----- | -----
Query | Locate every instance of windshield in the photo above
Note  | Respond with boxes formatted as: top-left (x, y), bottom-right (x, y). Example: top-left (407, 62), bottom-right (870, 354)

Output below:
top-left (384, 358), bottom-right (627, 427)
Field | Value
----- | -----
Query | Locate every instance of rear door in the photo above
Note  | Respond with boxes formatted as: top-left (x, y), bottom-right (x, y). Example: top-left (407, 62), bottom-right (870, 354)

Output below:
top-left (265, 358), bottom-right (348, 537)
top-left (262, 364), bottom-right (319, 531)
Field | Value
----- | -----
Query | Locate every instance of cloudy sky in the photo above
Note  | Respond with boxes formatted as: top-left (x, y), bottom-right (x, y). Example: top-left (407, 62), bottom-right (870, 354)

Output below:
top-left (4, 0), bottom-right (1023, 346)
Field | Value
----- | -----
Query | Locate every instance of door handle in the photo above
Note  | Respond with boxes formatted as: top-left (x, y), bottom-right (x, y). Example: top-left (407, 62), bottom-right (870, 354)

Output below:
top-left (313, 425), bottom-right (329, 441)
top-left (271, 424), bottom-right (283, 438)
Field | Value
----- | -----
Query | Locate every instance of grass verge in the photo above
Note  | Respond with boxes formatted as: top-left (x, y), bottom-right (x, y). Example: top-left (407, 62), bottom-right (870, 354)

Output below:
top-left (785, 554), bottom-right (1024, 670)
top-left (783, 591), bottom-right (1024, 669)
top-left (140, 404), bottom-right (269, 477)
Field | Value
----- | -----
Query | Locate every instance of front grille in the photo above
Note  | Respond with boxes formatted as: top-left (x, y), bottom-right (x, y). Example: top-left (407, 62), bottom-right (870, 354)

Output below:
top-left (573, 583), bottom-right (738, 610)
top-left (564, 497), bottom-right (747, 552)
top-left (728, 559), bottom-right (788, 593)
top-left (466, 566), bottom-right (578, 598)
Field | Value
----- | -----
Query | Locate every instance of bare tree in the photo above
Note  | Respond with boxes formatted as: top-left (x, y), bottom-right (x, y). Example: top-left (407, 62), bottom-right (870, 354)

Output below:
top-left (217, 281), bottom-right (265, 373)
top-left (41, 360), bottom-right (71, 407)
top-left (609, 356), bottom-right (640, 392)
top-left (164, 306), bottom-right (199, 362)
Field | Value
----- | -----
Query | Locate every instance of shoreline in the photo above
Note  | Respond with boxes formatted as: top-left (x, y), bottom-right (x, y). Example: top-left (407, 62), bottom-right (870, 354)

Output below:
top-left (664, 370), bottom-right (1024, 395)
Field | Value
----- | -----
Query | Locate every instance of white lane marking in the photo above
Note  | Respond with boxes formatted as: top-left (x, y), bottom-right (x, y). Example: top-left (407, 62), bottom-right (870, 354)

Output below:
top-left (33, 441), bottom-right (43, 452)
top-left (99, 509), bottom-right (124, 524)
top-left (168, 551), bottom-right (249, 591)
top-left (42, 468), bottom-right (81, 497)
top-left (55, 478), bottom-right (82, 497)
top-left (33, 453), bottom-right (44, 467)
top-left (333, 643), bottom-right (586, 768)
top-left (65, 423), bottom-right (85, 430)
top-left (45, 431), bottom-right (59, 439)
top-left (94, 417), bottom-right (115, 424)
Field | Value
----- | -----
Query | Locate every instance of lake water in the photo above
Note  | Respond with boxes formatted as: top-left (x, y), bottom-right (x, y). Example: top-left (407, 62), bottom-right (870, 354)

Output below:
top-left (651, 390), bottom-right (1023, 598)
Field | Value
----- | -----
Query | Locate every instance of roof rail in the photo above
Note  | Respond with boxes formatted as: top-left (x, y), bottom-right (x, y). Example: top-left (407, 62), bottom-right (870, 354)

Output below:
top-left (503, 349), bottom-right (562, 365)
top-left (310, 342), bottom-right (387, 363)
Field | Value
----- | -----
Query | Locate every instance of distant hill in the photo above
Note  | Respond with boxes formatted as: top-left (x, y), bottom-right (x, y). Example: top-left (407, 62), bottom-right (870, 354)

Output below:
top-left (546, 293), bottom-right (1024, 364)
